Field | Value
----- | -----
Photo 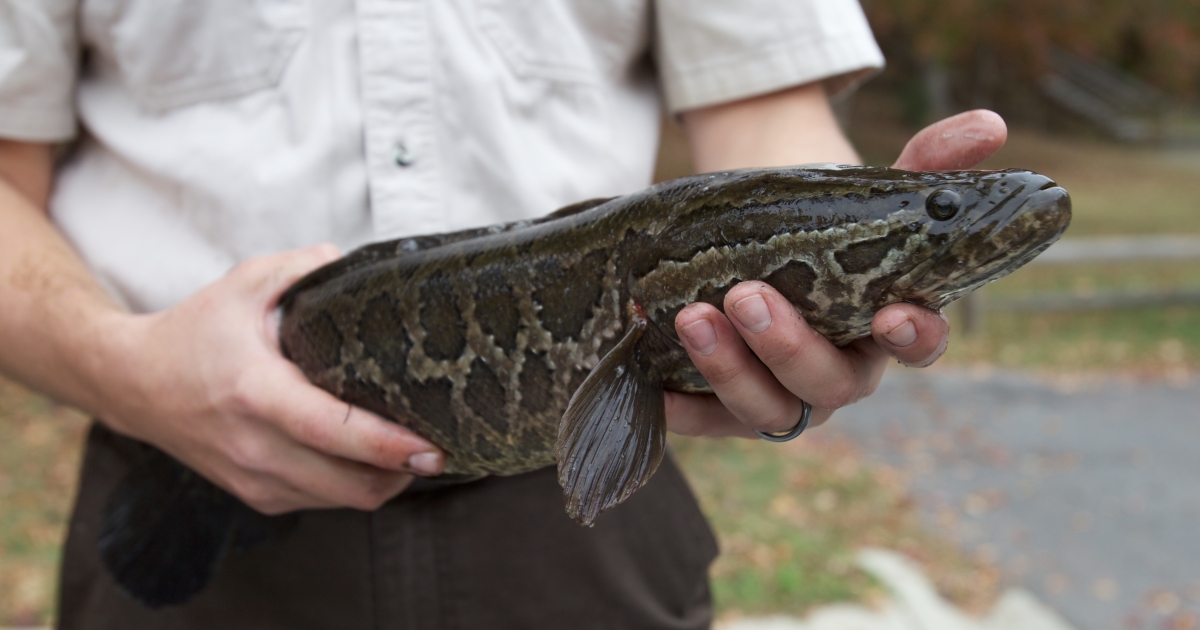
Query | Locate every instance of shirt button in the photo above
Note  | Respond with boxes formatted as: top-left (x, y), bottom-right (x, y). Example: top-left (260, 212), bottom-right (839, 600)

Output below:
top-left (394, 141), bottom-right (415, 167)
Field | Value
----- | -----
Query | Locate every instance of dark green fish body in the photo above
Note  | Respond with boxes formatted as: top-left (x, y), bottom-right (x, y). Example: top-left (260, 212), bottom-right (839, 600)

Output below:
top-left (100, 166), bottom-right (1071, 607)
top-left (276, 166), bottom-right (1071, 520)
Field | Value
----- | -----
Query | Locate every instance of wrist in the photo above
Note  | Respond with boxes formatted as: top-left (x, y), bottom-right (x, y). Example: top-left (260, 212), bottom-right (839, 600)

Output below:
top-left (29, 286), bottom-right (148, 431)
top-left (74, 307), bottom-right (156, 435)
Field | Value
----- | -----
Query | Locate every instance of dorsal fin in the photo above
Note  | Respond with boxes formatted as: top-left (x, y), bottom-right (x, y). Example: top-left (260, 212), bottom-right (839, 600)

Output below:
top-left (280, 197), bottom-right (617, 305)
top-left (537, 196), bottom-right (616, 221)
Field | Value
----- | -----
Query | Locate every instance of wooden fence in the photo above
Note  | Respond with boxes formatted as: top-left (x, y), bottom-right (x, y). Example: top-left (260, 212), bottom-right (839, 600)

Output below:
top-left (959, 235), bottom-right (1200, 334)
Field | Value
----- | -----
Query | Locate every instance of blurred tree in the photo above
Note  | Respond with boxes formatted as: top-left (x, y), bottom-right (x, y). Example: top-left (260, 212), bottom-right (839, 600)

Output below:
top-left (862, 0), bottom-right (1200, 129)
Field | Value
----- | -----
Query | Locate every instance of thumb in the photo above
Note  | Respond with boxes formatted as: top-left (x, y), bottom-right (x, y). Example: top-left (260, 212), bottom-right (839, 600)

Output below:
top-left (893, 110), bottom-right (1008, 171)
top-left (231, 243), bottom-right (341, 349)
top-left (235, 243), bottom-right (342, 307)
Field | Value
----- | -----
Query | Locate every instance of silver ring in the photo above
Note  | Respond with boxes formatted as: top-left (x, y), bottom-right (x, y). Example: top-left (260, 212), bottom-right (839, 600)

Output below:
top-left (754, 400), bottom-right (812, 442)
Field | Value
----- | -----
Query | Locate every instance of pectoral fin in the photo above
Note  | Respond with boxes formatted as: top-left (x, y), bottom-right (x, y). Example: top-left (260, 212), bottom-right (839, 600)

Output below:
top-left (555, 319), bottom-right (666, 526)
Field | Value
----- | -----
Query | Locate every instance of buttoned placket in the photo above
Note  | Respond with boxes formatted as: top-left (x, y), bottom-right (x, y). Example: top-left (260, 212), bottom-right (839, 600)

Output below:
top-left (355, 0), bottom-right (441, 241)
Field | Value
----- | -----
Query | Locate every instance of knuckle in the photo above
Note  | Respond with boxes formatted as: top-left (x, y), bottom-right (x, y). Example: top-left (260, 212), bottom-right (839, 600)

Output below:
top-left (231, 256), bottom-right (269, 281)
top-left (222, 370), bottom-right (265, 418)
top-left (311, 242), bottom-right (341, 261)
top-left (227, 436), bottom-right (271, 473)
top-left (752, 327), bottom-right (809, 369)
top-left (699, 359), bottom-right (742, 387)
top-left (757, 341), bottom-right (802, 369)
top-left (815, 380), bottom-right (861, 410)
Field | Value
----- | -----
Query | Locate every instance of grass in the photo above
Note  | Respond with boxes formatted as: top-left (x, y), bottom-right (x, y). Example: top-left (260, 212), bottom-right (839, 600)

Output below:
top-left (943, 304), bottom-right (1200, 377)
top-left (0, 379), bottom-right (88, 627)
top-left (670, 432), bottom-right (1001, 618)
top-left (942, 260), bottom-right (1200, 375)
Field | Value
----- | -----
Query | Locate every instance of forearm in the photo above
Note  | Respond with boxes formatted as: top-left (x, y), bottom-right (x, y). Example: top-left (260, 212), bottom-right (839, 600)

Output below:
top-left (0, 141), bottom-right (132, 416)
top-left (680, 82), bottom-right (860, 172)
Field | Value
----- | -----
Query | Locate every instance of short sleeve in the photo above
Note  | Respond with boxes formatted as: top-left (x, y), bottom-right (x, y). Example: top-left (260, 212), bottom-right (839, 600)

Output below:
top-left (653, 0), bottom-right (885, 113)
top-left (0, 0), bottom-right (80, 141)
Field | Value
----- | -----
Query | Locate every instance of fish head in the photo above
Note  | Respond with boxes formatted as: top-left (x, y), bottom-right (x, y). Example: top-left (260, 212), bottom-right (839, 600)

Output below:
top-left (611, 165), bottom-right (1070, 348)
top-left (887, 169), bottom-right (1072, 309)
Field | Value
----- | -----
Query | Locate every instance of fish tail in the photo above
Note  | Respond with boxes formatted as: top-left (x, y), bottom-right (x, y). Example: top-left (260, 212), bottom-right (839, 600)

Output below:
top-left (99, 448), bottom-right (298, 607)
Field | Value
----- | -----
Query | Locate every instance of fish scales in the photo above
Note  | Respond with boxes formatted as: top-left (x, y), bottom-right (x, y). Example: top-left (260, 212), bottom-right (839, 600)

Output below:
top-left (98, 165), bottom-right (1071, 607)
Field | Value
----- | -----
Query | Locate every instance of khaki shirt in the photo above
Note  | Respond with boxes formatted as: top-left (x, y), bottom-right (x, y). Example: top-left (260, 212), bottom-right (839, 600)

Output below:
top-left (0, 0), bottom-right (883, 313)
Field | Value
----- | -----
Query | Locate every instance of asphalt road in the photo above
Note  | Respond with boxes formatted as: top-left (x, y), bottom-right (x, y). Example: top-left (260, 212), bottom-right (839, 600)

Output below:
top-left (826, 366), bottom-right (1199, 630)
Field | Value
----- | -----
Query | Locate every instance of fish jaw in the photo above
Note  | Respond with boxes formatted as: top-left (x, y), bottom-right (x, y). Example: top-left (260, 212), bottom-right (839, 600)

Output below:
top-left (897, 180), bottom-right (1072, 309)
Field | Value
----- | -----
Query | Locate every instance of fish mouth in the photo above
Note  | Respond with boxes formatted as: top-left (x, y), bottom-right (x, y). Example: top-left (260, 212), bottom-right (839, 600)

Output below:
top-left (984, 185), bottom-right (1071, 263)
top-left (980, 185), bottom-right (1071, 263)
top-left (897, 183), bottom-right (1072, 306)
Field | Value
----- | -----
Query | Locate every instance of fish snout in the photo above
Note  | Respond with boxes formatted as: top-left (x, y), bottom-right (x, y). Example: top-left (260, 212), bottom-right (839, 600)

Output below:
top-left (1024, 185), bottom-right (1072, 233)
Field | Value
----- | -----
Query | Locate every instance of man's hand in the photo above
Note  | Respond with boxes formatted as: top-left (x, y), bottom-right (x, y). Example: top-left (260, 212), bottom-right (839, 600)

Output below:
top-left (0, 140), bottom-right (444, 515)
top-left (95, 245), bottom-right (446, 514)
top-left (669, 97), bottom-right (1007, 438)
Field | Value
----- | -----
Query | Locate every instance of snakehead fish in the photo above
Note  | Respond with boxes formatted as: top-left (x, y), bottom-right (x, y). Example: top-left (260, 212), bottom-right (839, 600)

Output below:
top-left (98, 166), bottom-right (1071, 607)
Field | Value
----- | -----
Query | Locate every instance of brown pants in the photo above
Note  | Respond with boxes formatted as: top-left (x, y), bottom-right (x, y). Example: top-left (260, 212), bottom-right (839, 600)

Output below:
top-left (58, 424), bottom-right (718, 629)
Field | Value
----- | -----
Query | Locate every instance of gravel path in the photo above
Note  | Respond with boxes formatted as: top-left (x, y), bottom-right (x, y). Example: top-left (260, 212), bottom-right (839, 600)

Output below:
top-left (826, 366), bottom-right (1200, 630)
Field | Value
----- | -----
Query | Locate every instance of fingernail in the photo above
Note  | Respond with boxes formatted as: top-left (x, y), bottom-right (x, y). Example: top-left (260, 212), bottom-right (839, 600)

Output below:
top-left (883, 318), bottom-right (917, 347)
top-left (732, 294), bottom-right (772, 333)
top-left (681, 319), bottom-right (718, 355)
top-left (407, 452), bottom-right (441, 476)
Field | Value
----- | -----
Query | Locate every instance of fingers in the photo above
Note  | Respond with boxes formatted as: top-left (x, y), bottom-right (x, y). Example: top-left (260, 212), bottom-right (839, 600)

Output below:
top-left (674, 281), bottom-right (885, 435)
top-left (234, 243), bottom-right (342, 308)
top-left (721, 282), bottom-right (885, 410)
top-left (663, 390), bottom-right (758, 439)
top-left (893, 109), bottom-right (1007, 171)
top-left (211, 359), bottom-right (437, 513)
top-left (241, 363), bottom-right (445, 474)
top-left (200, 360), bottom-right (441, 513)
top-left (674, 298), bottom-right (811, 434)
top-left (222, 433), bottom-right (416, 514)
top-left (868, 303), bottom-right (950, 368)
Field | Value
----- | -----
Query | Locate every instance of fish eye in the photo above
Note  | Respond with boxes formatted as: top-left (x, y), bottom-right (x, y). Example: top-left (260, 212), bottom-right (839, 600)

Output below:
top-left (926, 190), bottom-right (962, 220)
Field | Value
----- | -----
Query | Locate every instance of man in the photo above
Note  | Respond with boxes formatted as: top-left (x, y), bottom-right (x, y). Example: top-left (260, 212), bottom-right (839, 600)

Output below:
top-left (0, 1), bottom-right (1005, 627)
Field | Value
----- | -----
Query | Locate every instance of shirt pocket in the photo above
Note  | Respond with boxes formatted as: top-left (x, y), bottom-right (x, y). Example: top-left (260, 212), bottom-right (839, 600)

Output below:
top-left (477, 0), bottom-right (642, 84)
top-left (83, 0), bottom-right (306, 111)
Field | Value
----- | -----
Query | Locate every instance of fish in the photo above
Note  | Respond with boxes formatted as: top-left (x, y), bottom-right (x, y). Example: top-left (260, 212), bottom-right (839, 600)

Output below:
top-left (98, 165), bottom-right (1071, 607)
